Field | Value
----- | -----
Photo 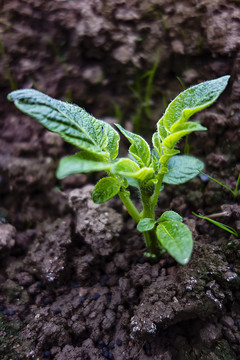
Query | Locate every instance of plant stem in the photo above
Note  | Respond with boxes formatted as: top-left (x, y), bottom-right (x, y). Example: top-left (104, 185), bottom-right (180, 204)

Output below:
top-left (140, 186), bottom-right (160, 256)
top-left (118, 190), bottom-right (141, 223)
top-left (150, 173), bottom-right (165, 211)
top-left (139, 160), bottom-right (170, 256)
top-left (119, 187), bottom-right (160, 255)
top-left (143, 229), bottom-right (159, 255)
top-left (119, 168), bottom-right (167, 257)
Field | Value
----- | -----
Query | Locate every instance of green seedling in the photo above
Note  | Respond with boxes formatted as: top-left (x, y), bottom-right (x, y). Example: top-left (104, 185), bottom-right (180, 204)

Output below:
top-left (7, 76), bottom-right (230, 265)
top-left (201, 172), bottom-right (240, 200)
top-left (129, 52), bottom-right (160, 133)
top-left (193, 212), bottom-right (239, 237)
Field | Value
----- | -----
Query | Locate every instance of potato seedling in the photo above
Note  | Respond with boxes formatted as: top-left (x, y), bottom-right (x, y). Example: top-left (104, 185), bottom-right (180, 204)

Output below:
top-left (8, 76), bottom-right (230, 264)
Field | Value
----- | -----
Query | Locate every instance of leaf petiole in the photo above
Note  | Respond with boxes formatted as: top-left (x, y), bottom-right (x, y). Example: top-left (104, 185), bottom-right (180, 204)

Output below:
top-left (118, 189), bottom-right (141, 223)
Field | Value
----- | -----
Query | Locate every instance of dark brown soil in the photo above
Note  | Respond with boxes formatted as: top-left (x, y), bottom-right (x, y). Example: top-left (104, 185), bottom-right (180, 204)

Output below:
top-left (1, 1), bottom-right (240, 359)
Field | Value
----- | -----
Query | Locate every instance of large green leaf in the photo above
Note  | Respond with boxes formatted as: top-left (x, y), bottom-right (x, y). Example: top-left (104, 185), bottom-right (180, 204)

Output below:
top-left (156, 220), bottom-right (193, 264)
top-left (56, 151), bottom-right (111, 179)
top-left (163, 155), bottom-right (204, 185)
top-left (115, 124), bottom-right (151, 167)
top-left (162, 122), bottom-right (207, 149)
top-left (8, 89), bottom-right (110, 157)
top-left (158, 76), bottom-right (230, 133)
top-left (92, 177), bottom-right (121, 203)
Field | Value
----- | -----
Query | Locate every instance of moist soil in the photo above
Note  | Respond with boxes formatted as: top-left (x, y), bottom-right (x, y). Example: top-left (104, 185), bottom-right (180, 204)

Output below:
top-left (1, 1), bottom-right (240, 359)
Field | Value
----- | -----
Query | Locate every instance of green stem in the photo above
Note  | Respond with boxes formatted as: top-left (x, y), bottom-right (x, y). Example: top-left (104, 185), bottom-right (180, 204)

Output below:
top-left (140, 186), bottom-right (160, 256)
top-left (118, 168), bottom-right (166, 257)
top-left (150, 173), bottom-right (165, 211)
top-left (143, 229), bottom-right (159, 255)
top-left (139, 159), bottom-right (170, 256)
top-left (118, 190), bottom-right (141, 223)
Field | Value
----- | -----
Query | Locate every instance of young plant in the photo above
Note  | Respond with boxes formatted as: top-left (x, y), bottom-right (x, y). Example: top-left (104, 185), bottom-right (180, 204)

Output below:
top-left (201, 172), bottom-right (240, 200)
top-left (129, 51), bottom-right (160, 133)
top-left (193, 212), bottom-right (239, 238)
top-left (7, 76), bottom-right (230, 265)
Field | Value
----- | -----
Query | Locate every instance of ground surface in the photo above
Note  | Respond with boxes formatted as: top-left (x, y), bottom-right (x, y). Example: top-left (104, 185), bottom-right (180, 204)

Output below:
top-left (1, 0), bottom-right (240, 359)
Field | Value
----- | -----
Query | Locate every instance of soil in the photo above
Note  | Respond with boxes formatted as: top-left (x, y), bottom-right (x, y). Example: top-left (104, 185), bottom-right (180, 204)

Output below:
top-left (1, 0), bottom-right (240, 359)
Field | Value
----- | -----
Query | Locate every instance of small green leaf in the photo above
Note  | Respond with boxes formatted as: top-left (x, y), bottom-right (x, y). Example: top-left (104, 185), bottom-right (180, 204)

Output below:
top-left (158, 76), bottom-right (230, 133)
top-left (112, 158), bottom-right (155, 181)
top-left (163, 155), bottom-right (204, 185)
top-left (150, 150), bottom-right (160, 171)
top-left (152, 132), bottom-right (162, 157)
top-left (158, 117), bottom-right (168, 140)
top-left (56, 151), bottom-right (111, 179)
top-left (133, 167), bottom-right (155, 181)
top-left (143, 252), bottom-right (157, 258)
top-left (159, 166), bottom-right (168, 175)
top-left (156, 220), bottom-right (193, 265)
top-left (115, 124), bottom-right (151, 167)
top-left (137, 218), bottom-right (156, 232)
top-left (145, 178), bottom-right (158, 187)
top-left (160, 149), bottom-right (180, 165)
top-left (159, 210), bottom-right (183, 222)
top-left (92, 177), bottom-right (121, 204)
top-left (8, 89), bottom-right (110, 157)
top-left (99, 120), bottom-right (120, 160)
top-left (162, 122), bottom-right (207, 149)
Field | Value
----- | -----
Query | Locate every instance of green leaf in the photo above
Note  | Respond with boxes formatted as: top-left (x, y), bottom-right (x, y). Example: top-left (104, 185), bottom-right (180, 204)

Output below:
top-left (115, 124), bottom-right (151, 167)
top-left (159, 211), bottom-right (183, 222)
top-left (152, 132), bottom-right (162, 157)
top-left (137, 218), bottom-right (156, 232)
top-left (99, 120), bottom-right (120, 160)
top-left (159, 166), bottom-right (168, 175)
top-left (158, 76), bottom-right (230, 133)
top-left (163, 155), bottom-right (204, 185)
top-left (143, 252), bottom-right (157, 259)
top-left (125, 177), bottom-right (139, 189)
top-left (162, 122), bottom-right (207, 149)
top-left (159, 149), bottom-right (180, 165)
top-left (112, 158), bottom-right (140, 175)
top-left (133, 167), bottom-right (155, 181)
top-left (158, 117), bottom-right (168, 140)
top-left (56, 151), bottom-right (111, 179)
top-left (92, 177), bottom-right (121, 204)
top-left (156, 220), bottom-right (193, 264)
top-left (8, 89), bottom-right (110, 157)
top-left (112, 158), bottom-right (154, 181)
top-left (150, 150), bottom-right (160, 172)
